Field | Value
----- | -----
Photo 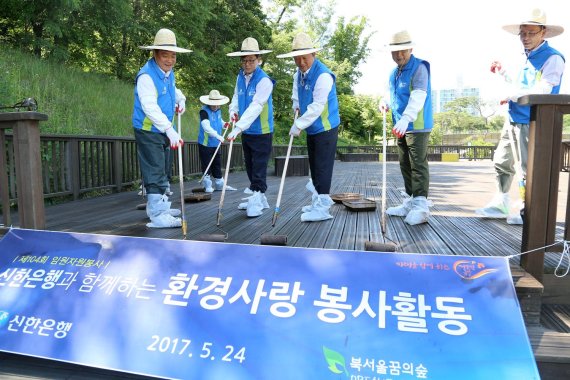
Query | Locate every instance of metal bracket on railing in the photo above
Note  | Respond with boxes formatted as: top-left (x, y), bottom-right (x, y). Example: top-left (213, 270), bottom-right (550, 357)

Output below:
top-left (0, 98), bottom-right (38, 112)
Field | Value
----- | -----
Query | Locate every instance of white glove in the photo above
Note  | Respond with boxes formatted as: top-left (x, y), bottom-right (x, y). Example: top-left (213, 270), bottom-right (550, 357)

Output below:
top-left (214, 133), bottom-right (224, 143)
top-left (177, 100), bottom-right (186, 115)
top-left (165, 127), bottom-right (183, 149)
top-left (289, 124), bottom-right (302, 137)
top-left (392, 116), bottom-right (410, 138)
top-left (226, 126), bottom-right (242, 140)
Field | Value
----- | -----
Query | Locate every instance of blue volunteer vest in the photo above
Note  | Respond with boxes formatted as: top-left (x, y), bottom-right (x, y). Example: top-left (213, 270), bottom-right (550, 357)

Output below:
top-left (132, 58), bottom-right (176, 133)
top-left (389, 55), bottom-right (433, 132)
top-left (198, 106), bottom-right (223, 147)
top-left (297, 59), bottom-right (340, 135)
top-left (509, 41), bottom-right (565, 124)
top-left (236, 66), bottom-right (275, 135)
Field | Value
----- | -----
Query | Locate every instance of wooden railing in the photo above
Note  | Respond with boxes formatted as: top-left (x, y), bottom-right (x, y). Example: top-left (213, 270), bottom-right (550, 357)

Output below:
top-left (336, 145), bottom-right (495, 160)
top-left (1, 135), bottom-right (498, 204)
top-left (1, 135), bottom-right (246, 202)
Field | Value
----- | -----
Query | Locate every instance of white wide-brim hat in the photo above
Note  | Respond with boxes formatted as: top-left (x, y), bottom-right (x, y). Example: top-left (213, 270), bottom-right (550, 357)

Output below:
top-left (276, 32), bottom-right (323, 58)
top-left (503, 8), bottom-right (564, 39)
top-left (227, 37), bottom-right (272, 57)
top-left (139, 28), bottom-right (193, 53)
top-left (199, 90), bottom-right (229, 106)
top-left (384, 30), bottom-right (415, 52)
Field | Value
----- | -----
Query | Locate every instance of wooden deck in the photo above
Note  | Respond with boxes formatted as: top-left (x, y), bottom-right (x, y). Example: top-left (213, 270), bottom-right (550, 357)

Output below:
top-left (4, 160), bottom-right (566, 266)
top-left (2, 160), bottom-right (570, 379)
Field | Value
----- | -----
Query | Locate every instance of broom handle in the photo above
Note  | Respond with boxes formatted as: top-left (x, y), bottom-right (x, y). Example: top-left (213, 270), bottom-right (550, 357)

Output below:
top-left (217, 122), bottom-right (235, 226)
top-left (272, 110), bottom-right (299, 227)
top-left (177, 110), bottom-right (187, 238)
top-left (199, 126), bottom-right (230, 184)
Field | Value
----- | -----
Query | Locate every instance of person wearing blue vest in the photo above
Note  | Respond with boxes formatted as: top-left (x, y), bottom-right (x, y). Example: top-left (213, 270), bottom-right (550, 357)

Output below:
top-left (132, 29), bottom-right (191, 228)
top-left (382, 30), bottom-right (433, 226)
top-left (476, 9), bottom-right (565, 225)
top-left (226, 37), bottom-right (275, 218)
top-left (277, 32), bottom-right (341, 222)
top-left (197, 89), bottom-right (236, 193)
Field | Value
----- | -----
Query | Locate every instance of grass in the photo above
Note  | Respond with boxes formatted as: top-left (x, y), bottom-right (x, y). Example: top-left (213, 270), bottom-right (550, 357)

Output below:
top-left (0, 47), bottom-right (200, 139)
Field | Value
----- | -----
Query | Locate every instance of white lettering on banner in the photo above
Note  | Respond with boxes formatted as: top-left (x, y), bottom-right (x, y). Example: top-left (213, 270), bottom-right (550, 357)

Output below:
top-left (10, 254), bottom-right (110, 269)
top-left (6, 314), bottom-right (73, 339)
top-left (314, 287), bottom-right (472, 336)
top-left (313, 284), bottom-right (352, 323)
top-left (80, 273), bottom-right (156, 299)
top-left (0, 268), bottom-right (78, 290)
top-left (146, 335), bottom-right (246, 364)
top-left (1, 266), bottom-right (472, 335)
top-left (350, 357), bottom-right (429, 379)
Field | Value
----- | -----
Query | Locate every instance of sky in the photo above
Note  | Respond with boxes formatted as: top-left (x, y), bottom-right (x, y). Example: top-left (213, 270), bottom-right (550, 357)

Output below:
top-left (333, 0), bottom-right (570, 101)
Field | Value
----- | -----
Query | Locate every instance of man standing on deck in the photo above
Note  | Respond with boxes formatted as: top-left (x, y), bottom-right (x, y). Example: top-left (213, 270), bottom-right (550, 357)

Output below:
top-left (476, 9), bottom-right (565, 224)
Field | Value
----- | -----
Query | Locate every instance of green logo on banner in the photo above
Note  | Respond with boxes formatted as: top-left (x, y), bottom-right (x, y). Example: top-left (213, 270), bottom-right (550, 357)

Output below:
top-left (323, 346), bottom-right (349, 377)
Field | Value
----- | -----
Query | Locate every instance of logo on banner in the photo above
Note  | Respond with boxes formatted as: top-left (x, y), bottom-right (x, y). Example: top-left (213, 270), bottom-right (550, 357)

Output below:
top-left (0, 310), bottom-right (9, 328)
top-left (453, 260), bottom-right (498, 280)
top-left (323, 346), bottom-right (349, 377)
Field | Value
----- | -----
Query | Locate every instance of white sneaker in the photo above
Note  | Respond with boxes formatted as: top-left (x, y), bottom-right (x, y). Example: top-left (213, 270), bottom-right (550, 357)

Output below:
top-left (404, 196), bottom-right (430, 225)
top-left (246, 191), bottom-right (264, 217)
top-left (475, 193), bottom-right (510, 218)
top-left (386, 196), bottom-right (414, 217)
top-left (165, 184), bottom-right (173, 196)
top-left (244, 187), bottom-right (253, 194)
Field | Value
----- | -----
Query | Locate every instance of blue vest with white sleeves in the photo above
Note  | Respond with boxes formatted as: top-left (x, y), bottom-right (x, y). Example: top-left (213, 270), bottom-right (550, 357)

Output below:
top-left (236, 66), bottom-right (275, 135)
top-left (297, 59), bottom-right (340, 135)
top-left (389, 55), bottom-right (433, 132)
top-left (198, 106), bottom-right (223, 147)
top-left (509, 41), bottom-right (565, 124)
top-left (132, 58), bottom-right (176, 133)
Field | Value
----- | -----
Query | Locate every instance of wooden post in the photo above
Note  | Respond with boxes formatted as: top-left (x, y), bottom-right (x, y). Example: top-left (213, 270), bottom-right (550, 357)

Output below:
top-left (0, 112), bottom-right (48, 229)
top-left (0, 129), bottom-right (10, 226)
top-left (518, 95), bottom-right (570, 283)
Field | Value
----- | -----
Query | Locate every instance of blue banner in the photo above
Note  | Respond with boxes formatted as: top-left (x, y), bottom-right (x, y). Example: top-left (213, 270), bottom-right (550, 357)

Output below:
top-left (0, 228), bottom-right (538, 379)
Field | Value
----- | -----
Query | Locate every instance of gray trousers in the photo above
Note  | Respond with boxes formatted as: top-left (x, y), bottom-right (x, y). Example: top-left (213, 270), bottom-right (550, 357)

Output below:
top-left (493, 123), bottom-right (529, 193)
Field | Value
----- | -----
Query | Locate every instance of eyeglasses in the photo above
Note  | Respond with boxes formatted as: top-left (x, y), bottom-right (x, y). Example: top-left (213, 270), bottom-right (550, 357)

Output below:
top-left (518, 30), bottom-right (543, 38)
top-left (241, 58), bottom-right (257, 64)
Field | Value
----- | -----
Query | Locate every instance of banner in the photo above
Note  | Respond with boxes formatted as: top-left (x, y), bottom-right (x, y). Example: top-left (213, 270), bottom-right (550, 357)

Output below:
top-left (0, 228), bottom-right (538, 379)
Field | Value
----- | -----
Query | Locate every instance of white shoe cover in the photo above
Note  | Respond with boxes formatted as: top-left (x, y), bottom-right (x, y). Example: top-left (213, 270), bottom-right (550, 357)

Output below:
top-left (302, 194), bottom-right (318, 213)
top-left (507, 213), bottom-right (523, 225)
top-left (261, 193), bottom-right (270, 209)
top-left (203, 175), bottom-right (214, 193)
top-left (475, 193), bottom-right (510, 218)
top-left (214, 178), bottom-right (237, 191)
top-left (404, 196), bottom-right (430, 225)
top-left (168, 209), bottom-right (181, 217)
top-left (246, 191), bottom-right (264, 217)
top-left (146, 213), bottom-right (182, 228)
top-left (301, 195), bottom-right (333, 222)
top-left (386, 196), bottom-right (414, 217)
